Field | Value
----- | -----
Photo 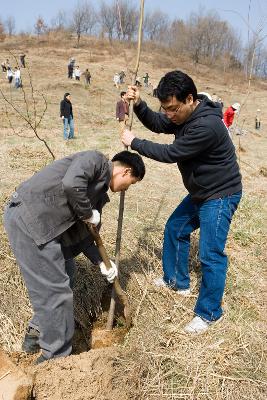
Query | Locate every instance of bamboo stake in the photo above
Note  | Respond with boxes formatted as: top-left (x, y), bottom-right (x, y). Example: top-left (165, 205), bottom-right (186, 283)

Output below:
top-left (106, 0), bottom-right (145, 331)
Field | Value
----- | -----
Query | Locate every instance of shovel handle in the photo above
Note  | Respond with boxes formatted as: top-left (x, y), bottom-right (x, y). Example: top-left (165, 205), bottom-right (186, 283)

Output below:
top-left (88, 224), bottom-right (132, 329)
top-left (89, 224), bottom-right (113, 270)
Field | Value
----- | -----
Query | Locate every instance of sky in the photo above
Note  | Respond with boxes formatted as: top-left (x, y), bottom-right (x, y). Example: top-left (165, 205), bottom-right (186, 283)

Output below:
top-left (0, 0), bottom-right (266, 45)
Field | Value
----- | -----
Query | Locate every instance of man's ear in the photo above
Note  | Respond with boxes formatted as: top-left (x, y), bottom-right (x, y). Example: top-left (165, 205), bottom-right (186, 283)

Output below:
top-left (186, 94), bottom-right (194, 105)
top-left (122, 167), bottom-right (132, 176)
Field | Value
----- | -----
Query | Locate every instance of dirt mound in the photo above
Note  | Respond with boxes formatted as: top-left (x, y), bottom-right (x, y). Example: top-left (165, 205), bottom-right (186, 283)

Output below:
top-left (0, 349), bottom-right (33, 400)
top-left (32, 348), bottom-right (128, 400)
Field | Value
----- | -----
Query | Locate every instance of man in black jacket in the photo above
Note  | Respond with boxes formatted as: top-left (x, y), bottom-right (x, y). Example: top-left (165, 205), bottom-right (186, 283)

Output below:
top-left (4, 150), bottom-right (145, 363)
top-left (60, 93), bottom-right (74, 140)
top-left (122, 70), bottom-right (242, 334)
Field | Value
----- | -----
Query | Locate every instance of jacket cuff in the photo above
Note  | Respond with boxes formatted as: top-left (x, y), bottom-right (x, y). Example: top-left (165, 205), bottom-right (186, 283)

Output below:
top-left (131, 137), bottom-right (143, 151)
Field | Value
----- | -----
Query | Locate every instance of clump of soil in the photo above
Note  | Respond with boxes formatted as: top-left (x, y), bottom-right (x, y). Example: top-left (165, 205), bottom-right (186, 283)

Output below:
top-left (32, 348), bottom-right (128, 400)
top-left (259, 166), bottom-right (267, 177)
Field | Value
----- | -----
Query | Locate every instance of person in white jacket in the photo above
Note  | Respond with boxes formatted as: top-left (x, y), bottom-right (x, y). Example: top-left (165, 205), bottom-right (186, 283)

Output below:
top-left (14, 67), bottom-right (21, 88)
top-left (74, 66), bottom-right (81, 81)
top-left (6, 67), bottom-right (14, 84)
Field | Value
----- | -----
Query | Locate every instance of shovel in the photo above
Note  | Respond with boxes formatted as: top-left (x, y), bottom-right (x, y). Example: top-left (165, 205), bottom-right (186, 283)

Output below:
top-left (88, 224), bottom-right (132, 329)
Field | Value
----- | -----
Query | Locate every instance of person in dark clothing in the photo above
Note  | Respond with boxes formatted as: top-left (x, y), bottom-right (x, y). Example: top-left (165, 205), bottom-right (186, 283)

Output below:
top-left (68, 63), bottom-right (73, 79)
top-left (122, 70), bottom-right (242, 334)
top-left (119, 70), bottom-right (126, 84)
top-left (60, 93), bottom-right (74, 140)
top-left (83, 68), bottom-right (91, 86)
top-left (143, 72), bottom-right (149, 87)
top-left (67, 58), bottom-right (75, 79)
top-left (116, 91), bottom-right (129, 133)
top-left (20, 54), bottom-right (26, 68)
top-left (4, 150), bottom-right (146, 364)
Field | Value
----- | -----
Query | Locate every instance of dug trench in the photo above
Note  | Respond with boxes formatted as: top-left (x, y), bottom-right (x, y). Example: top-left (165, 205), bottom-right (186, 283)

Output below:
top-left (1, 262), bottom-right (131, 400)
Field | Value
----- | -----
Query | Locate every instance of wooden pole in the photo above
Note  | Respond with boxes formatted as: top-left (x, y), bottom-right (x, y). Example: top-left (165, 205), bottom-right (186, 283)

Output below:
top-left (106, 0), bottom-right (145, 331)
top-left (89, 225), bottom-right (131, 328)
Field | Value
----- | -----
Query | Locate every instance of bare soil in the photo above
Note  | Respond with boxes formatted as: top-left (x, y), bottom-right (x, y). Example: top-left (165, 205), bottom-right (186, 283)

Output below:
top-left (31, 348), bottom-right (128, 400)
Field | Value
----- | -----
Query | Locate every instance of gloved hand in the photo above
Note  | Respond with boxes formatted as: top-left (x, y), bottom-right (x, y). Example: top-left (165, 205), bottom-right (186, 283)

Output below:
top-left (88, 209), bottom-right (100, 226)
top-left (99, 260), bottom-right (118, 283)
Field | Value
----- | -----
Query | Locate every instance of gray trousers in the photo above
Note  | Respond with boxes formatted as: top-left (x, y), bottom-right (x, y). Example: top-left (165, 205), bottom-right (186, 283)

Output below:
top-left (4, 202), bottom-right (75, 359)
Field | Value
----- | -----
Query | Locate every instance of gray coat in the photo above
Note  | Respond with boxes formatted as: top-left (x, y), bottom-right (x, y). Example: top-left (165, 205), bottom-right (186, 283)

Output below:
top-left (16, 151), bottom-right (112, 246)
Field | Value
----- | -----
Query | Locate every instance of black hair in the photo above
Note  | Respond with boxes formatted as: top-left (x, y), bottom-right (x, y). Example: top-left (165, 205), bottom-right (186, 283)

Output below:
top-left (120, 91), bottom-right (126, 97)
top-left (112, 151), bottom-right (145, 180)
top-left (157, 70), bottom-right (197, 103)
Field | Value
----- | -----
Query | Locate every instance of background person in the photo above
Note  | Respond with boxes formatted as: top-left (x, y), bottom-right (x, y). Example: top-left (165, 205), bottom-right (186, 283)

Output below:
top-left (60, 93), bottom-right (74, 140)
top-left (20, 54), bottom-right (26, 68)
top-left (223, 102), bottom-right (240, 128)
top-left (83, 69), bottom-right (91, 86)
top-left (6, 66), bottom-right (14, 84)
top-left (74, 66), bottom-right (81, 81)
top-left (116, 91), bottom-right (129, 132)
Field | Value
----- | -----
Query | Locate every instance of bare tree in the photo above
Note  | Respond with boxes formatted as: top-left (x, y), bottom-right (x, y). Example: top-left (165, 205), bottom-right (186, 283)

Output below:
top-left (99, 1), bottom-right (117, 43)
top-left (115, 0), bottom-right (139, 41)
top-left (167, 19), bottom-right (188, 55)
top-left (72, 2), bottom-right (90, 46)
top-left (83, 2), bottom-right (98, 35)
top-left (143, 10), bottom-right (169, 42)
top-left (5, 16), bottom-right (16, 36)
top-left (0, 18), bottom-right (6, 41)
top-left (34, 16), bottom-right (47, 37)
top-left (50, 10), bottom-right (68, 31)
top-left (186, 10), bottom-right (242, 66)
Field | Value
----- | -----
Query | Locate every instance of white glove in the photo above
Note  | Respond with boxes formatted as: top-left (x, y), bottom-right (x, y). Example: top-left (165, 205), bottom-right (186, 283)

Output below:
top-left (99, 260), bottom-right (118, 283)
top-left (88, 209), bottom-right (100, 226)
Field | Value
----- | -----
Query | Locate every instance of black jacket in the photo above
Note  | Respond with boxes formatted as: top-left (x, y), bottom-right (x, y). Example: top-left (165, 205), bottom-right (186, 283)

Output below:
top-left (131, 95), bottom-right (242, 203)
top-left (60, 95), bottom-right (73, 119)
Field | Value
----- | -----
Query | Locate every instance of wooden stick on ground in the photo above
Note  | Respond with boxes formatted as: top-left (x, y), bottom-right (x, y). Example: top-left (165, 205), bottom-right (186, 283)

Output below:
top-left (106, 0), bottom-right (145, 331)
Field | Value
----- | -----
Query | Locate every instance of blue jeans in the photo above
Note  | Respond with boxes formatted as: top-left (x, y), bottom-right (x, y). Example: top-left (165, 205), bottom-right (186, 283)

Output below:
top-left (14, 78), bottom-right (21, 88)
top-left (63, 117), bottom-right (74, 140)
top-left (162, 192), bottom-right (242, 321)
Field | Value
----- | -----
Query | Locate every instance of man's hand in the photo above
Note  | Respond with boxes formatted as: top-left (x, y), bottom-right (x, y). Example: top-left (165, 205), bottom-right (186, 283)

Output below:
top-left (122, 129), bottom-right (135, 147)
top-left (99, 260), bottom-right (118, 283)
top-left (86, 209), bottom-right (100, 226)
top-left (126, 85), bottom-right (141, 106)
top-left (61, 116), bottom-right (65, 119)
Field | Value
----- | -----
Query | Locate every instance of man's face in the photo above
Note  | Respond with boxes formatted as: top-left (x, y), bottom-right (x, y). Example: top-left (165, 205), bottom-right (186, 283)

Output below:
top-left (110, 167), bottom-right (139, 192)
top-left (160, 94), bottom-right (194, 125)
top-left (66, 95), bottom-right (71, 101)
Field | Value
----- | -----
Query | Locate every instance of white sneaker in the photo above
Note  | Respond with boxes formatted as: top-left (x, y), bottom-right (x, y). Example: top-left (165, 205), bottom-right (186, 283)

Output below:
top-left (184, 316), bottom-right (221, 334)
top-left (176, 288), bottom-right (191, 296)
top-left (153, 277), bottom-right (167, 287)
top-left (153, 277), bottom-right (190, 295)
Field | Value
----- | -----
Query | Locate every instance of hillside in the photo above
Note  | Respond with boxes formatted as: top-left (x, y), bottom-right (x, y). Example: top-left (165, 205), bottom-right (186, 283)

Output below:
top-left (0, 36), bottom-right (266, 400)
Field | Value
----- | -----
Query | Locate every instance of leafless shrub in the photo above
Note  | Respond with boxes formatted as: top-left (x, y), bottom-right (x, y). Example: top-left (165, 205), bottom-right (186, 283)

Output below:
top-left (0, 52), bottom-right (55, 160)
top-left (5, 16), bottom-right (16, 37)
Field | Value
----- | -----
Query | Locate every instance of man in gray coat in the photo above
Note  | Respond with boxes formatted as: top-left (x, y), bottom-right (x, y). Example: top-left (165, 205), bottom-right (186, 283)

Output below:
top-left (4, 150), bottom-right (145, 364)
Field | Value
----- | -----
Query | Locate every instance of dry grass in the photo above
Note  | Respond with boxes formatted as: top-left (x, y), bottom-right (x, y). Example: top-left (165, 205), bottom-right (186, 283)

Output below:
top-left (113, 193), bottom-right (267, 400)
top-left (0, 36), bottom-right (266, 399)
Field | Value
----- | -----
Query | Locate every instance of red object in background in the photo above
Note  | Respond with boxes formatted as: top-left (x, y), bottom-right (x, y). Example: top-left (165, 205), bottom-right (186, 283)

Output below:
top-left (223, 106), bottom-right (235, 128)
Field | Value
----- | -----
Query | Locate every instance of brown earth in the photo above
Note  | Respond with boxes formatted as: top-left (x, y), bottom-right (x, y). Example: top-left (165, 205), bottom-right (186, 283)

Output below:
top-left (0, 350), bottom-right (33, 400)
top-left (31, 348), bottom-right (128, 400)
top-left (0, 35), bottom-right (266, 399)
